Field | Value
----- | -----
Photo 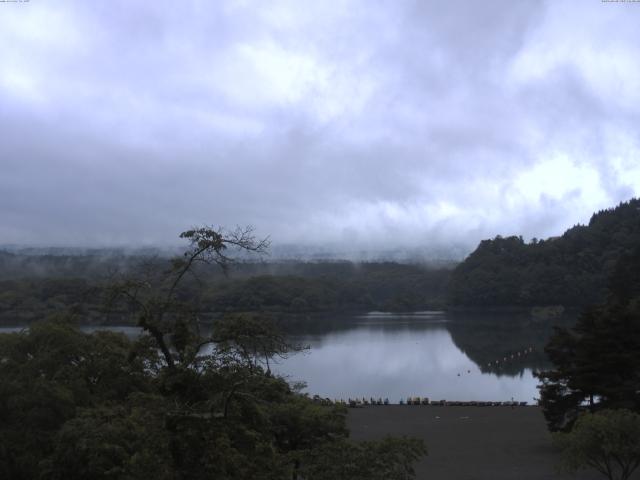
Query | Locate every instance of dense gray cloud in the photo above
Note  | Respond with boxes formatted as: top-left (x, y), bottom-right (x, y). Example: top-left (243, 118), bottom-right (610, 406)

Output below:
top-left (1, 0), bottom-right (639, 255)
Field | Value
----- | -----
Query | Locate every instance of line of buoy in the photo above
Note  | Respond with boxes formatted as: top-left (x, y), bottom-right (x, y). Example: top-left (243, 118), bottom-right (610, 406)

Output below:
top-left (486, 346), bottom-right (534, 369)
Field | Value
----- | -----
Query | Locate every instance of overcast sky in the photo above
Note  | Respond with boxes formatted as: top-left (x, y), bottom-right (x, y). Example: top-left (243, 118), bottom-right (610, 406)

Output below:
top-left (1, 0), bottom-right (639, 254)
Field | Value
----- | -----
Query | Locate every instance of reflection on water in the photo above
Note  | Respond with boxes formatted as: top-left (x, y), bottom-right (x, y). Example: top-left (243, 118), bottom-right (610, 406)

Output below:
top-left (0, 311), bottom-right (575, 404)
top-left (274, 311), bottom-right (573, 404)
top-left (446, 311), bottom-right (556, 377)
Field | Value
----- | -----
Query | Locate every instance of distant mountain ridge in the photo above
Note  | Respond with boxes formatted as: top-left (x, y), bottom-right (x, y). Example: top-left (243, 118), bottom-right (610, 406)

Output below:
top-left (0, 243), bottom-right (465, 266)
top-left (448, 198), bottom-right (640, 307)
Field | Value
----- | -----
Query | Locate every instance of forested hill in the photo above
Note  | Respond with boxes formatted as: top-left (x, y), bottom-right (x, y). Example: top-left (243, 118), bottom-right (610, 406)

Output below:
top-left (448, 198), bottom-right (640, 308)
top-left (0, 258), bottom-right (451, 325)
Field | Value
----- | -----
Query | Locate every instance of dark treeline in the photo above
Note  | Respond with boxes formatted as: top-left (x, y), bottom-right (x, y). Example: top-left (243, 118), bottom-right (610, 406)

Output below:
top-left (0, 250), bottom-right (145, 279)
top-left (448, 198), bottom-right (640, 308)
top-left (203, 263), bottom-right (449, 313)
top-left (0, 257), bottom-right (451, 326)
top-left (4, 198), bottom-right (639, 324)
top-left (537, 245), bottom-right (640, 431)
top-left (0, 227), bottom-right (428, 479)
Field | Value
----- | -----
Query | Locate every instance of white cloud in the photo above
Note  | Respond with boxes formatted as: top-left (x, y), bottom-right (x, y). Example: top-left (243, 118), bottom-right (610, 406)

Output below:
top-left (1, 0), bottom-right (639, 253)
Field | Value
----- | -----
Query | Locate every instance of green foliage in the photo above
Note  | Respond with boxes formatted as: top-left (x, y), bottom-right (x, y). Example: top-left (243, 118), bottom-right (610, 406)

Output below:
top-left (0, 259), bottom-right (450, 326)
top-left (214, 313), bottom-right (303, 373)
top-left (297, 436), bottom-right (427, 480)
top-left (0, 227), bottom-right (427, 479)
top-left (536, 247), bottom-right (640, 431)
top-left (449, 198), bottom-right (640, 307)
top-left (43, 402), bottom-right (173, 480)
top-left (270, 395), bottom-right (349, 453)
top-left (0, 321), bottom-right (159, 480)
top-left (203, 263), bottom-right (450, 313)
top-left (0, 319), bottom-right (426, 479)
top-left (554, 409), bottom-right (640, 480)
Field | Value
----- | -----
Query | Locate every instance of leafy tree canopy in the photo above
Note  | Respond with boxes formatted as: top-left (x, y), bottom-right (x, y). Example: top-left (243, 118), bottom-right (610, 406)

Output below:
top-left (536, 246), bottom-right (640, 431)
top-left (0, 226), bottom-right (426, 479)
top-left (554, 409), bottom-right (640, 480)
top-left (449, 198), bottom-right (640, 307)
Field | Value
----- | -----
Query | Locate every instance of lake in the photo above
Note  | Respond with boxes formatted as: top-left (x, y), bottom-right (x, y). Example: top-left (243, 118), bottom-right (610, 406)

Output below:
top-left (272, 311), bottom-right (563, 404)
top-left (0, 310), bottom-right (568, 404)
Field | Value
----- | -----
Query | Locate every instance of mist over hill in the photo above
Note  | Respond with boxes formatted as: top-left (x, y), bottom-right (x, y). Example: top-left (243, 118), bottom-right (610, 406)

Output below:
top-left (0, 242), bottom-right (462, 280)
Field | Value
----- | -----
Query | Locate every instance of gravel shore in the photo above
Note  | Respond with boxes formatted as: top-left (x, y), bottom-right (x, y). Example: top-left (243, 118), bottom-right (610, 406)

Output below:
top-left (347, 405), bottom-right (618, 480)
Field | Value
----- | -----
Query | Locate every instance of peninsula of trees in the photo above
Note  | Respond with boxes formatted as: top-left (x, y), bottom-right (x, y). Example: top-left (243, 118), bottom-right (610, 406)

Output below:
top-left (448, 198), bottom-right (640, 308)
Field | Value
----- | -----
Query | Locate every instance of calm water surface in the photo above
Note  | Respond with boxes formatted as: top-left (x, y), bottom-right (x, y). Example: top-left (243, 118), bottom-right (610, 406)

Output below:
top-left (1, 311), bottom-right (566, 404)
top-left (272, 311), bottom-right (557, 404)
